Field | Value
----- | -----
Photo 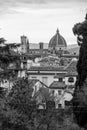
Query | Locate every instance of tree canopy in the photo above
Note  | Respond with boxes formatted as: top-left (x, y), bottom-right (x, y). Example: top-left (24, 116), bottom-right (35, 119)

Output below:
top-left (0, 38), bottom-right (21, 82)
top-left (0, 78), bottom-right (37, 130)
top-left (72, 13), bottom-right (87, 129)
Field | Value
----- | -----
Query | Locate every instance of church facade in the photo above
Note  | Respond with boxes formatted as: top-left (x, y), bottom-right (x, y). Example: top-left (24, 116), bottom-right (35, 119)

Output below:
top-left (20, 29), bottom-right (69, 58)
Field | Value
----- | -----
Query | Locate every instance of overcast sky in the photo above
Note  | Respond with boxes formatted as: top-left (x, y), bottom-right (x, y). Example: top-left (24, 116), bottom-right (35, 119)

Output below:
top-left (0, 0), bottom-right (87, 45)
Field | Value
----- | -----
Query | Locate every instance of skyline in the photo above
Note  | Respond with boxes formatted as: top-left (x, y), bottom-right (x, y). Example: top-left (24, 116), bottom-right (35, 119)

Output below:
top-left (0, 0), bottom-right (87, 45)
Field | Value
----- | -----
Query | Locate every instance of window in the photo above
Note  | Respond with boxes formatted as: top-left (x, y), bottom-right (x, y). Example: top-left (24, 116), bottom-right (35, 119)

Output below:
top-left (5, 80), bottom-right (7, 83)
top-left (23, 63), bottom-right (27, 69)
top-left (24, 57), bottom-right (26, 60)
top-left (59, 78), bottom-right (63, 82)
top-left (68, 77), bottom-right (74, 83)
top-left (32, 77), bottom-right (37, 79)
top-left (58, 90), bottom-right (62, 95)
top-left (65, 101), bottom-right (71, 106)
top-left (58, 104), bottom-right (62, 108)
top-left (38, 105), bottom-right (44, 110)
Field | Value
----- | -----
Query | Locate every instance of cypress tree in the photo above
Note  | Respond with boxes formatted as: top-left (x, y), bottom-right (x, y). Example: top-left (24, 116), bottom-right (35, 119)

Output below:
top-left (72, 13), bottom-right (87, 129)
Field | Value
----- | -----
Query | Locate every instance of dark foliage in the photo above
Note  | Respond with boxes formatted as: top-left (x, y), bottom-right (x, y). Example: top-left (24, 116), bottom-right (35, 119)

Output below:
top-left (0, 77), bottom-right (79, 130)
top-left (0, 45), bottom-right (20, 68)
top-left (0, 87), bottom-right (7, 98)
top-left (72, 13), bottom-right (87, 129)
top-left (0, 38), bottom-right (21, 81)
top-left (0, 78), bottom-right (37, 130)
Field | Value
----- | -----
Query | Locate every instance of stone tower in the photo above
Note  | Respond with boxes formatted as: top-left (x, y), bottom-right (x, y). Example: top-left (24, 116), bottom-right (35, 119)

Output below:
top-left (21, 35), bottom-right (29, 53)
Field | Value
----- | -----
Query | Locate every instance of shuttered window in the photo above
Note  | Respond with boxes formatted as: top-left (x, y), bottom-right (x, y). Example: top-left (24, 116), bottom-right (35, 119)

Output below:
top-left (68, 77), bottom-right (74, 82)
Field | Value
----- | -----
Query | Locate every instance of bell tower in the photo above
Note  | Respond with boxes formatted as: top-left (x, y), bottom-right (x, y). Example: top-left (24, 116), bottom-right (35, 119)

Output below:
top-left (21, 35), bottom-right (29, 53)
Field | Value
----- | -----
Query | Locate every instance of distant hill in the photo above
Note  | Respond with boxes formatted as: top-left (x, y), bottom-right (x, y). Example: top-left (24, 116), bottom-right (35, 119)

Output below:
top-left (67, 44), bottom-right (80, 55)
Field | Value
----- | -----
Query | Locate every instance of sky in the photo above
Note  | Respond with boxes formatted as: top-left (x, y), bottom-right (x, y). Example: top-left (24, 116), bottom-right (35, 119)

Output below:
top-left (0, 0), bottom-right (87, 45)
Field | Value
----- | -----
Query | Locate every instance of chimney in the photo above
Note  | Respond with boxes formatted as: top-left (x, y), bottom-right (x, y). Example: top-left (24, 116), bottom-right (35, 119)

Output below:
top-left (39, 42), bottom-right (43, 50)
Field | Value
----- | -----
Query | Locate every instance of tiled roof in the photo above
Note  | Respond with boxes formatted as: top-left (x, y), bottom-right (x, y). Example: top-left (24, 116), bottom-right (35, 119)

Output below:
top-left (38, 55), bottom-right (60, 67)
top-left (61, 54), bottom-right (79, 58)
top-left (39, 55), bottom-right (59, 63)
top-left (28, 66), bottom-right (65, 71)
top-left (65, 59), bottom-right (77, 76)
top-left (29, 49), bottom-right (48, 51)
top-left (22, 51), bottom-right (48, 57)
top-left (33, 87), bottom-right (49, 101)
top-left (54, 73), bottom-right (66, 78)
top-left (49, 81), bottom-right (66, 89)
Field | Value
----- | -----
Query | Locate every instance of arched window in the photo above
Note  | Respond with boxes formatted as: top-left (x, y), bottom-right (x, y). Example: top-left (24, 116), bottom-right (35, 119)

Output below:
top-left (68, 77), bottom-right (74, 83)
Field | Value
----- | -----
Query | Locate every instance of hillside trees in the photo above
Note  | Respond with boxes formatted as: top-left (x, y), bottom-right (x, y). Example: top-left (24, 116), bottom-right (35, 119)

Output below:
top-left (0, 37), bottom-right (21, 94)
top-left (0, 37), bottom-right (21, 129)
top-left (0, 77), bottom-right (69, 130)
top-left (0, 78), bottom-right (37, 130)
top-left (0, 38), bottom-right (20, 76)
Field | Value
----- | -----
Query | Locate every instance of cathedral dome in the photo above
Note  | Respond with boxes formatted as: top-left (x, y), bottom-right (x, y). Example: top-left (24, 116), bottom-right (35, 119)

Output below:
top-left (48, 29), bottom-right (67, 52)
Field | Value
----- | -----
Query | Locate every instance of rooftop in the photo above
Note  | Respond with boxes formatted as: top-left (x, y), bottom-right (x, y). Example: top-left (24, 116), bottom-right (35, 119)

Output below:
top-left (65, 58), bottom-right (77, 76)
top-left (49, 81), bottom-right (66, 89)
top-left (28, 66), bottom-right (65, 71)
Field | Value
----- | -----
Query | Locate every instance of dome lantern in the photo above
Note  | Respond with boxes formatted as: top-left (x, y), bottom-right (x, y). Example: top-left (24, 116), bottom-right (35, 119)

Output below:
top-left (56, 28), bottom-right (59, 34)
